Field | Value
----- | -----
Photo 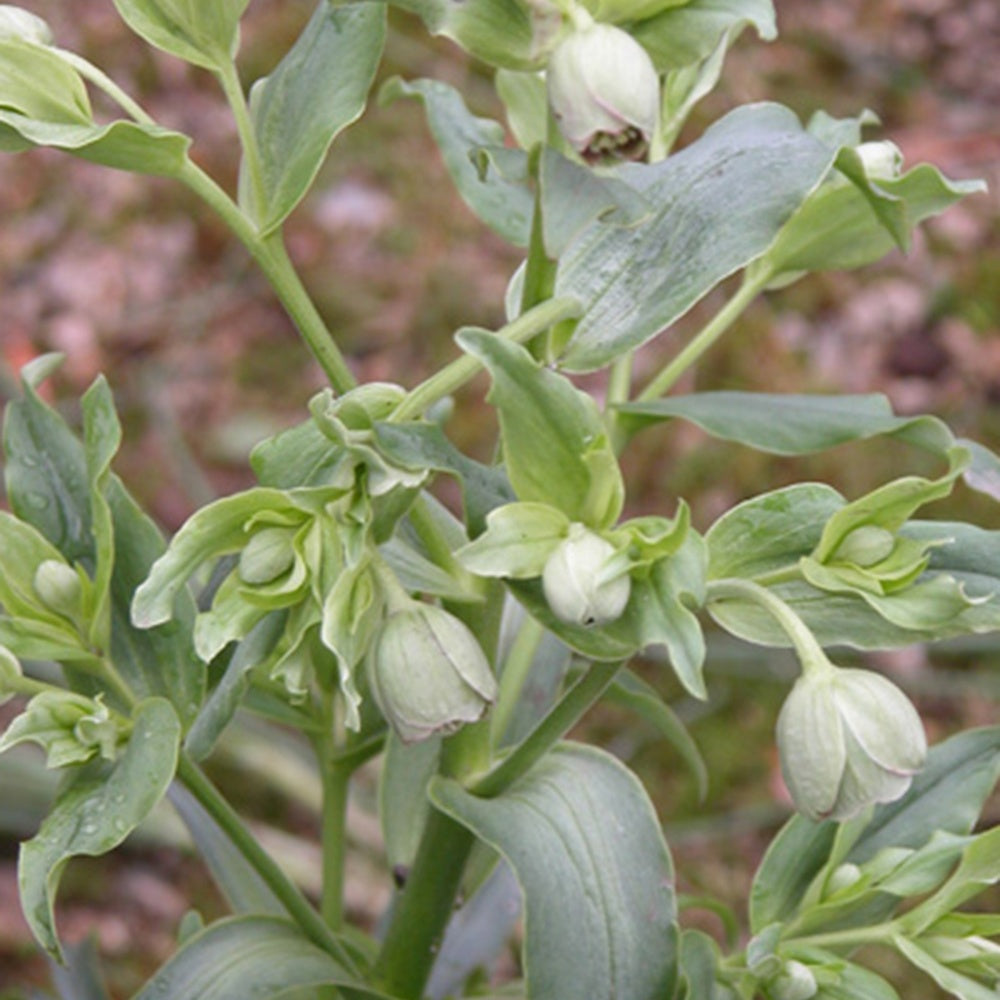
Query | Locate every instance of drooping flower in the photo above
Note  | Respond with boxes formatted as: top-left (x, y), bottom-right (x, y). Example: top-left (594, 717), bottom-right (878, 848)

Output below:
top-left (368, 602), bottom-right (497, 743)
top-left (546, 22), bottom-right (659, 164)
top-left (776, 664), bottom-right (926, 822)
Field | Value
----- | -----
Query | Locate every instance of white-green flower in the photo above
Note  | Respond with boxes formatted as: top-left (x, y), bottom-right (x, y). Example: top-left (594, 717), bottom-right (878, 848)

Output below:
top-left (542, 523), bottom-right (631, 626)
top-left (776, 665), bottom-right (926, 821)
top-left (546, 22), bottom-right (659, 164)
top-left (368, 602), bottom-right (497, 743)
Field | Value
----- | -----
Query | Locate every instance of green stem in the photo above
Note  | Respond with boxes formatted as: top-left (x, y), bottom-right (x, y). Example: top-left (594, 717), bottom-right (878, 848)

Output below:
top-left (57, 49), bottom-right (156, 124)
top-left (372, 805), bottom-right (477, 998)
top-left (785, 922), bottom-right (899, 951)
top-left (388, 296), bottom-right (582, 422)
top-left (175, 753), bottom-right (357, 971)
top-left (408, 495), bottom-right (485, 600)
top-left (706, 579), bottom-right (830, 677)
top-left (215, 58), bottom-right (268, 220)
top-left (472, 659), bottom-right (624, 798)
top-left (637, 269), bottom-right (772, 402)
top-left (318, 745), bottom-right (350, 931)
top-left (491, 613), bottom-right (545, 745)
top-left (751, 563), bottom-right (805, 588)
top-left (176, 160), bottom-right (356, 392)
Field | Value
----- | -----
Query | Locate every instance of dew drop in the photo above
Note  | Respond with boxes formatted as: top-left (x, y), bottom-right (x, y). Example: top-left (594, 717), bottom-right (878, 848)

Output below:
top-left (25, 491), bottom-right (50, 510)
top-left (81, 822), bottom-right (97, 836)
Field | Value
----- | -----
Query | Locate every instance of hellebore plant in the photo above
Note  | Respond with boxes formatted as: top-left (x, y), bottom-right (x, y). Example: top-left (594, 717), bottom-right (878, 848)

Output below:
top-left (0, 2), bottom-right (999, 999)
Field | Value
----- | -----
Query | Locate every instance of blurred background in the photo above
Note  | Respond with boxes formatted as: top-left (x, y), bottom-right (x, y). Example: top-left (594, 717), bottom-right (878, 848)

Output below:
top-left (0, 0), bottom-right (998, 995)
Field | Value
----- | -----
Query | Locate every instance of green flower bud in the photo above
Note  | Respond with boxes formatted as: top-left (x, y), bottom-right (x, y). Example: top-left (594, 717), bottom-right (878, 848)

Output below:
top-left (0, 5), bottom-right (54, 44)
top-left (238, 526), bottom-right (297, 585)
top-left (767, 960), bottom-right (817, 1000)
top-left (546, 22), bottom-right (659, 164)
top-left (832, 525), bottom-right (895, 568)
top-left (542, 524), bottom-right (630, 626)
top-left (33, 559), bottom-right (83, 620)
top-left (776, 665), bottom-right (926, 822)
top-left (368, 603), bottom-right (498, 743)
top-left (825, 862), bottom-right (863, 896)
top-left (856, 140), bottom-right (903, 181)
top-left (0, 644), bottom-right (22, 706)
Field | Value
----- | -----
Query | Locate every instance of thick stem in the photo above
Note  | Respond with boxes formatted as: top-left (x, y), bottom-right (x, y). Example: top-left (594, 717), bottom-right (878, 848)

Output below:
top-left (472, 659), bottom-right (624, 798)
top-left (372, 805), bottom-right (477, 998)
top-left (175, 753), bottom-right (357, 971)
top-left (318, 749), bottom-right (350, 931)
top-left (637, 270), bottom-right (772, 402)
top-left (388, 297), bottom-right (582, 422)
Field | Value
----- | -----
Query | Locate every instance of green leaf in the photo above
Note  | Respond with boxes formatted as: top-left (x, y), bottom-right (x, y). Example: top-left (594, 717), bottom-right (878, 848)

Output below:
top-left (49, 936), bottom-right (114, 1000)
top-left (619, 391), bottom-right (956, 459)
top-left (131, 915), bottom-right (380, 999)
top-left (758, 159), bottom-right (985, 278)
top-left (893, 936), bottom-right (998, 1000)
top-left (245, 1), bottom-right (385, 233)
top-left (379, 731), bottom-right (440, 871)
top-left (372, 420), bottom-right (516, 537)
top-left (111, 0), bottom-right (250, 70)
top-left (495, 67), bottom-right (548, 151)
top-left (184, 612), bottom-right (284, 761)
top-left (19, 698), bottom-right (181, 959)
top-left (457, 329), bottom-right (624, 527)
top-left (81, 378), bottom-right (119, 654)
top-left (457, 502), bottom-right (570, 578)
top-left (130, 488), bottom-right (315, 628)
top-left (166, 783), bottom-right (286, 916)
top-left (607, 670), bottom-right (709, 799)
top-left (0, 38), bottom-right (90, 123)
top-left (631, 0), bottom-right (776, 72)
top-left (4, 371), bottom-right (203, 720)
top-left (900, 826), bottom-right (1000, 935)
top-left (554, 102), bottom-right (835, 372)
top-left (676, 929), bottom-right (740, 1000)
top-left (380, 77), bottom-right (533, 245)
top-left (0, 112), bottom-right (192, 175)
top-left (749, 726), bottom-right (1000, 932)
top-left (431, 743), bottom-right (678, 1000)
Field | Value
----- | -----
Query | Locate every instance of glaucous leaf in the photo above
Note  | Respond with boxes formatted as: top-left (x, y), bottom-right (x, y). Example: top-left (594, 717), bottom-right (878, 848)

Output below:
top-left (554, 102), bottom-right (834, 371)
top-left (892, 936), bottom-right (998, 1000)
top-left (457, 502), bottom-right (570, 579)
top-left (19, 698), bottom-right (181, 959)
top-left (431, 743), bottom-right (678, 1000)
top-left (111, 0), bottom-right (250, 69)
top-left (379, 731), bottom-right (440, 871)
top-left (4, 370), bottom-right (203, 720)
top-left (0, 113), bottom-right (191, 175)
top-left (131, 915), bottom-right (379, 1000)
top-left (245, 2), bottom-right (385, 233)
top-left (749, 726), bottom-right (1000, 932)
top-left (630, 0), bottom-right (776, 72)
top-left (166, 783), bottom-right (286, 916)
top-left (457, 329), bottom-right (623, 527)
top-left (373, 420), bottom-right (516, 537)
top-left (381, 77), bottom-right (533, 245)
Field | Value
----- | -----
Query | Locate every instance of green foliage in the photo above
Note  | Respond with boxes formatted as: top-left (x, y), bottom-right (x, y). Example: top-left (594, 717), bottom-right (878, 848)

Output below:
top-left (0, 1), bottom-right (996, 998)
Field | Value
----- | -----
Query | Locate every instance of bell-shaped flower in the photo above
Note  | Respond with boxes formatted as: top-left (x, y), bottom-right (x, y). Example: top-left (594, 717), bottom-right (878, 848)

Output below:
top-left (546, 22), bottom-right (659, 164)
top-left (368, 602), bottom-right (497, 743)
top-left (776, 664), bottom-right (926, 822)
